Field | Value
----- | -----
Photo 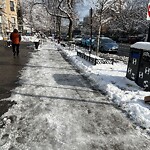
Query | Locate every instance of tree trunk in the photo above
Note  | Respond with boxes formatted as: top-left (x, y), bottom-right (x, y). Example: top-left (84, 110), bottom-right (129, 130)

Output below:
top-left (56, 16), bottom-right (61, 39)
top-left (96, 25), bottom-right (101, 56)
top-left (147, 23), bottom-right (150, 42)
top-left (68, 18), bottom-right (73, 41)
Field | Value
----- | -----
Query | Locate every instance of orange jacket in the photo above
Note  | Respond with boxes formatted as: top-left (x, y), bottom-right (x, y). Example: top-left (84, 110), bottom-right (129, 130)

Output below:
top-left (10, 32), bottom-right (21, 44)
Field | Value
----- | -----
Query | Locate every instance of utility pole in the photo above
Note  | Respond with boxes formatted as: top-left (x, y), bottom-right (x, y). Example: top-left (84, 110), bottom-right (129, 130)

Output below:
top-left (147, 24), bottom-right (150, 42)
top-left (89, 8), bottom-right (93, 55)
top-left (147, 1), bottom-right (150, 42)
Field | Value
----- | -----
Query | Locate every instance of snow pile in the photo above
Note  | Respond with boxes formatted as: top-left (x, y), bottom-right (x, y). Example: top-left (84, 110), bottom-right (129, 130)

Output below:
top-left (21, 35), bottom-right (42, 42)
top-left (59, 43), bottom-right (150, 130)
top-left (21, 36), bottom-right (34, 42)
top-left (0, 36), bottom-right (3, 40)
top-left (131, 42), bottom-right (150, 51)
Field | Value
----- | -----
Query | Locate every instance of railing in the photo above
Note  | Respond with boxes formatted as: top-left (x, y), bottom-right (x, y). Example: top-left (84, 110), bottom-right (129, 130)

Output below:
top-left (77, 51), bottom-right (114, 65)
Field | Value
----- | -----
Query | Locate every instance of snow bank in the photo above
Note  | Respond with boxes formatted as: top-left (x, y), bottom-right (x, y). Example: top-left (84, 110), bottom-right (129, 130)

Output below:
top-left (131, 42), bottom-right (150, 51)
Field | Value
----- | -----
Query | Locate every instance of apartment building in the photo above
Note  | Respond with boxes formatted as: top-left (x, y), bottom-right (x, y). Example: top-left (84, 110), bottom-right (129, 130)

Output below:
top-left (0, 0), bottom-right (18, 38)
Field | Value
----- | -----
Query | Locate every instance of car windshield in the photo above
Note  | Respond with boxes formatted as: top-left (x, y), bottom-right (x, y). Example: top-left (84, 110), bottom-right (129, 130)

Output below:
top-left (102, 38), bottom-right (114, 43)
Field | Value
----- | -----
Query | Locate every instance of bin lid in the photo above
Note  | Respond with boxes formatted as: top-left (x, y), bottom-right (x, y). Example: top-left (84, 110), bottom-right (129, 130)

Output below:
top-left (130, 42), bottom-right (150, 51)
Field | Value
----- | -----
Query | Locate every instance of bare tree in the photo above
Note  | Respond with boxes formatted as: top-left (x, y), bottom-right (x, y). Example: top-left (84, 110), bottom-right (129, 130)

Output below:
top-left (92, 0), bottom-right (117, 55)
top-left (57, 0), bottom-right (83, 40)
top-left (22, 0), bottom-right (83, 40)
top-left (109, 0), bottom-right (148, 36)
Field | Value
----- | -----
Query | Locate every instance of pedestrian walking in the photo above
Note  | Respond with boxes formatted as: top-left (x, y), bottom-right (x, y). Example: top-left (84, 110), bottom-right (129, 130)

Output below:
top-left (33, 33), bottom-right (40, 50)
top-left (10, 29), bottom-right (21, 57)
top-left (5, 32), bottom-right (11, 47)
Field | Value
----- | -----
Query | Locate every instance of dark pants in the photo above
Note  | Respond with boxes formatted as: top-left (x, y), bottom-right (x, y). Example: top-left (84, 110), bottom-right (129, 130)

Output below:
top-left (12, 44), bottom-right (20, 56)
top-left (7, 41), bottom-right (11, 47)
top-left (34, 42), bottom-right (39, 49)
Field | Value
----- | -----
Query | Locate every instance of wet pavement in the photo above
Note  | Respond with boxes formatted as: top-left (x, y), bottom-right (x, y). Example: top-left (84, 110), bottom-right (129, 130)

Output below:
top-left (0, 40), bottom-right (34, 117)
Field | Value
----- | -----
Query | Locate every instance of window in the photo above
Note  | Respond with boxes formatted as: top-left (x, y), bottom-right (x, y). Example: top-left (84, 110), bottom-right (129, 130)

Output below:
top-left (11, 17), bottom-right (16, 28)
top-left (11, 17), bottom-right (15, 24)
top-left (10, 1), bottom-right (15, 11)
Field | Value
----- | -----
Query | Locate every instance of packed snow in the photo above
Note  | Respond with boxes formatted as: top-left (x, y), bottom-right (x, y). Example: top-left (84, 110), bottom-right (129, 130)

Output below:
top-left (0, 37), bottom-right (150, 149)
top-left (0, 36), bottom-right (3, 40)
top-left (21, 35), bottom-right (40, 42)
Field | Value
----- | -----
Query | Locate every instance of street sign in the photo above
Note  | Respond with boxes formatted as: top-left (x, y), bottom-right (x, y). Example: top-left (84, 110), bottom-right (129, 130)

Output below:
top-left (147, 3), bottom-right (150, 20)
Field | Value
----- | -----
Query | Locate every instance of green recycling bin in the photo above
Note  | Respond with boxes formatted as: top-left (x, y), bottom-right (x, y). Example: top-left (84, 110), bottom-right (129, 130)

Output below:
top-left (126, 46), bottom-right (143, 81)
top-left (126, 42), bottom-right (150, 91)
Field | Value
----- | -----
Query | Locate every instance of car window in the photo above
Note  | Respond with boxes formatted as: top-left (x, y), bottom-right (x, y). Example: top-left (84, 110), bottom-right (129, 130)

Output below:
top-left (101, 38), bottom-right (114, 43)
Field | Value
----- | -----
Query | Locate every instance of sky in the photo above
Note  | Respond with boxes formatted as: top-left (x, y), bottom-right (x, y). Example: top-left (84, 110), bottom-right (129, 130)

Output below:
top-left (0, 37), bottom-right (150, 148)
top-left (76, 0), bottom-right (95, 21)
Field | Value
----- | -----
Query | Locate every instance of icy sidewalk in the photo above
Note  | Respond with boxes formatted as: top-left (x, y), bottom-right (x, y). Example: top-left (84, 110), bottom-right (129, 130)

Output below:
top-left (0, 40), bottom-right (103, 149)
top-left (0, 40), bottom-right (150, 150)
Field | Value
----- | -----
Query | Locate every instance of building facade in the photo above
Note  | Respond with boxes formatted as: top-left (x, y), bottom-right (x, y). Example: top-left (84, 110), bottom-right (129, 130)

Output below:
top-left (0, 0), bottom-right (18, 38)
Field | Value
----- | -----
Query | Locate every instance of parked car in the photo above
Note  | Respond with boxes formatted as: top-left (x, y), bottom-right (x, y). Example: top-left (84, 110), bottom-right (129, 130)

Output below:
top-left (81, 36), bottom-right (89, 47)
top-left (86, 38), bottom-right (95, 47)
top-left (81, 36), bottom-right (95, 47)
top-left (73, 35), bottom-right (82, 45)
top-left (92, 37), bottom-right (119, 53)
top-left (118, 36), bottom-right (129, 43)
top-left (128, 34), bottom-right (146, 44)
top-left (60, 34), bottom-right (68, 41)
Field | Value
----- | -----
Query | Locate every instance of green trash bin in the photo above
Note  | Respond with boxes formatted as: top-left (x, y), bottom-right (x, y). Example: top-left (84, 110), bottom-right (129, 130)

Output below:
top-left (134, 42), bottom-right (150, 91)
top-left (126, 42), bottom-right (150, 91)
top-left (126, 46), bottom-right (143, 81)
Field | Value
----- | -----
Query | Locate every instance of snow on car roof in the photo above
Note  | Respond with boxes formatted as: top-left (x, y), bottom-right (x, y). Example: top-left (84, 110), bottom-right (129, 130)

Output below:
top-left (101, 37), bottom-right (110, 39)
top-left (131, 42), bottom-right (150, 51)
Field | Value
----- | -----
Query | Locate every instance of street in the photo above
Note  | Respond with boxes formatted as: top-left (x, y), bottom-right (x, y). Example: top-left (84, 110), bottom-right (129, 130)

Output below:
top-left (75, 42), bottom-right (131, 57)
top-left (118, 43), bottom-right (131, 57)
top-left (0, 40), bottom-right (149, 149)
top-left (0, 40), bottom-right (34, 117)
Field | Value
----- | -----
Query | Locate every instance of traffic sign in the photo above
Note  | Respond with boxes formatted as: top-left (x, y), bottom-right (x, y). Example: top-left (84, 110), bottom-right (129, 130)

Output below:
top-left (147, 3), bottom-right (150, 20)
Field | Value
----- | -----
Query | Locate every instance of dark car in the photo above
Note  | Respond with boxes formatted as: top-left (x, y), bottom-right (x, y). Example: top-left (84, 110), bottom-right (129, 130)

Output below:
top-left (81, 36), bottom-right (90, 47)
top-left (60, 34), bottom-right (68, 41)
top-left (81, 36), bottom-right (95, 47)
top-left (128, 35), bottom-right (146, 44)
top-left (92, 37), bottom-right (118, 53)
top-left (118, 36), bottom-right (129, 43)
top-left (73, 35), bottom-right (82, 45)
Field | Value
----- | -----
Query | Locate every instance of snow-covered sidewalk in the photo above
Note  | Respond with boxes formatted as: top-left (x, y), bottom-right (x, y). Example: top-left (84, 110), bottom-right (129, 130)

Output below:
top-left (59, 42), bottom-right (150, 130)
top-left (0, 40), bottom-right (150, 149)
